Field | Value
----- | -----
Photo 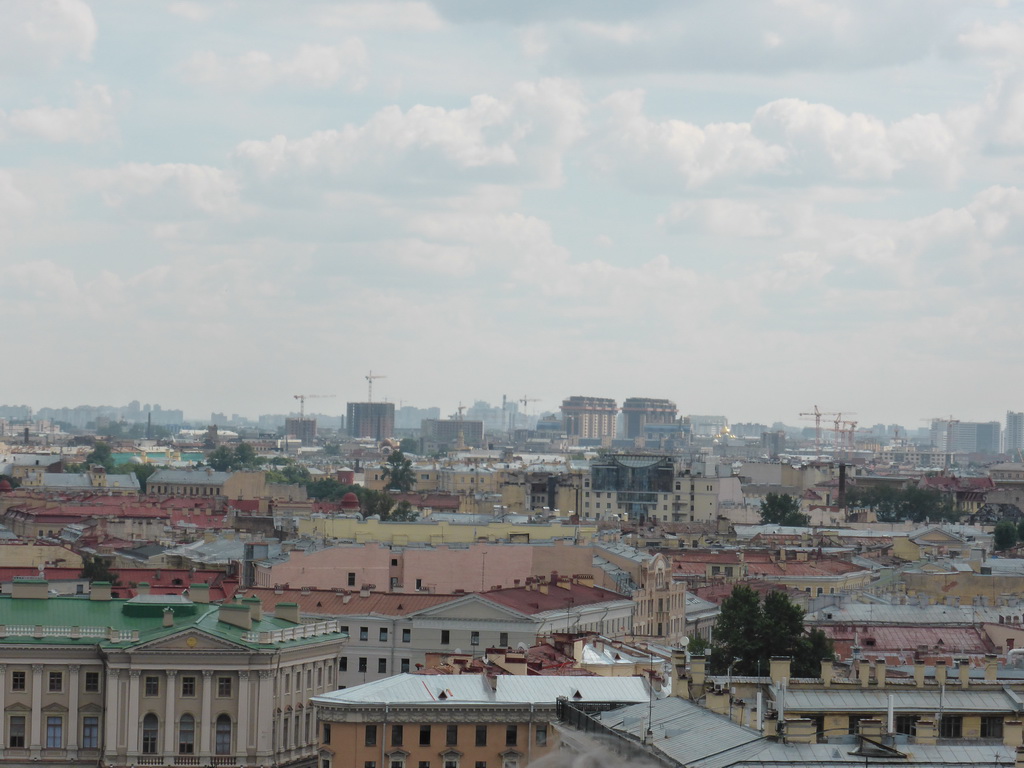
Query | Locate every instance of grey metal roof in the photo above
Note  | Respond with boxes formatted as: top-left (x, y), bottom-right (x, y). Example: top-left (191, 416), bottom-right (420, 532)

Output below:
top-left (148, 469), bottom-right (230, 485)
top-left (313, 673), bottom-right (650, 706)
top-left (774, 685), bottom-right (1022, 715)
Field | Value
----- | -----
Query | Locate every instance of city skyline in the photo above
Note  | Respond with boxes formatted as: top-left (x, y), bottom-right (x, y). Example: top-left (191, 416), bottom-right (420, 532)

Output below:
top-left (3, 2), bottom-right (1024, 425)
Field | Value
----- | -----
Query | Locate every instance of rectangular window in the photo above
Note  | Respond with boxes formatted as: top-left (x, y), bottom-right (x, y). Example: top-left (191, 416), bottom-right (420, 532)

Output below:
top-left (11, 671), bottom-right (25, 692)
top-left (536, 725), bottom-right (547, 746)
top-left (85, 671), bottom-right (100, 693)
top-left (415, 579), bottom-right (423, 590)
top-left (470, 631), bottom-right (480, 646)
top-left (306, 669), bottom-right (312, 689)
top-left (446, 724), bottom-right (458, 745)
top-left (419, 724), bottom-right (431, 746)
top-left (419, 762), bottom-right (430, 768)
top-left (82, 716), bottom-right (99, 749)
top-left (982, 716), bottom-right (1004, 739)
top-left (378, 659), bottom-right (387, 673)
top-left (401, 659), bottom-right (410, 673)
top-left (9, 716), bottom-right (25, 748)
top-left (340, 657), bottom-right (348, 672)
top-left (48, 671), bottom-right (63, 692)
top-left (365, 725), bottom-right (378, 747)
top-left (475, 725), bottom-right (487, 747)
top-left (441, 630), bottom-right (450, 644)
top-left (940, 716), bottom-right (963, 739)
top-left (360, 627), bottom-right (369, 641)
top-left (358, 658), bottom-right (368, 673)
top-left (218, 677), bottom-right (232, 697)
top-left (499, 633), bottom-right (509, 647)
top-left (323, 724), bottom-right (331, 745)
top-left (318, 667), bottom-right (323, 687)
top-left (348, 573), bottom-right (356, 586)
top-left (894, 715), bottom-right (918, 736)
top-left (181, 676), bottom-right (196, 697)
top-left (392, 724), bottom-right (404, 746)
top-left (46, 716), bottom-right (63, 748)
top-left (365, 763), bottom-right (377, 768)
top-left (402, 628), bottom-right (411, 643)
top-left (144, 676), bottom-right (159, 696)
top-left (505, 724), bottom-right (517, 746)
top-left (475, 763), bottom-right (487, 768)
top-left (380, 628), bottom-right (388, 641)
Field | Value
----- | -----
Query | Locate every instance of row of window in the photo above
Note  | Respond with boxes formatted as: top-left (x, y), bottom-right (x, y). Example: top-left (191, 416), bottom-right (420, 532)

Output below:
top-left (9, 670), bottom-right (101, 694)
top-left (349, 760), bottom-right (507, 768)
top-left (358, 724), bottom-right (546, 749)
top-left (8, 715), bottom-right (99, 750)
top-left (341, 657), bottom-right (410, 674)
top-left (140, 713), bottom-right (234, 755)
top-left (342, 629), bottom-right (511, 648)
top-left (280, 664), bottom-right (332, 694)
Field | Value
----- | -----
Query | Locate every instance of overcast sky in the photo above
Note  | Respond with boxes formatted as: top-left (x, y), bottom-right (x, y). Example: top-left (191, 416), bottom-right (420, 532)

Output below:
top-left (2, 0), bottom-right (1023, 426)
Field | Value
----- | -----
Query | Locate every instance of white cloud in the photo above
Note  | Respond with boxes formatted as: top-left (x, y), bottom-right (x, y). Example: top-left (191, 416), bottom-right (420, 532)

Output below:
top-left (958, 20), bottom-right (1024, 63)
top-left (167, 1), bottom-right (212, 22)
top-left (2, 84), bottom-right (114, 143)
top-left (234, 79), bottom-right (586, 189)
top-left (87, 163), bottom-right (245, 219)
top-left (0, 0), bottom-right (97, 72)
top-left (182, 41), bottom-right (369, 90)
top-left (315, 2), bottom-right (443, 31)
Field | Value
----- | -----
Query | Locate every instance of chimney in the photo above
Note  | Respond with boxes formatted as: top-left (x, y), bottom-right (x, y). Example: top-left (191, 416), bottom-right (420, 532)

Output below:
top-left (162, 608), bottom-right (174, 627)
top-left (935, 660), bottom-right (947, 686)
top-left (690, 655), bottom-right (707, 690)
top-left (1016, 745), bottom-right (1024, 768)
top-left (958, 659), bottom-right (970, 689)
top-left (769, 657), bottom-right (791, 685)
top-left (342, 593), bottom-right (352, 604)
top-left (218, 603), bottom-right (251, 630)
top-left (189, 583), bottom-right (210, 604)
top-left (859, 719), bottom-right (884, 739)
top-left (914, 659), bottom-right (926, 688)
top-left (785, 718), bottom-right (817, 744)
top-left (670, 648), bottom-right (689, 699)
top-left (11, 579), bottom-right (49, 600)
top-left (137, 582), bottom-right (151, 596)
top-left (986, 654), bottom-right (998, 684)
top-left (90, 581), bottom-right (112, 601)
top-left (242, 596), bottom-right (263, 622)
top-left (915, 718), bottom-right (937, 745)
top-left (275, 602), bottom-right (301, 624)
top-left (875, 658), bottom-right (886, 688)
top-left (820, 658), bottom-right (833, 687)
top-left (1005, 721), bottom-right (1023, 748)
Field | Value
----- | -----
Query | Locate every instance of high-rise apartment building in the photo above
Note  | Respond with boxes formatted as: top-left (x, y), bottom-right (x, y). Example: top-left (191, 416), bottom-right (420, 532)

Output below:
top-left (929, 419), bottom-right (1001, 454)
top-left (560, 396), bottom-right (618, 441)
top-left (1007, 411), bottom-right (1024, 455)
top-left (284, 417), bottom-right (317, 446)
top-left (621, 397), bottom-right (678, 439)
top-left (346, 402), bottom-right (395, 441)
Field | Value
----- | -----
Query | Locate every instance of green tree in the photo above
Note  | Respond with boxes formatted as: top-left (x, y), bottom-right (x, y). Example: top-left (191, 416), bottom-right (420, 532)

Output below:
top-left (85, 442), bottom-right (115, 471)
top-left (323, 443), bottom-right (341, 457)
top-left (205, 443), bottom-right (265, 472)
top-left (686, 634), bottom-right (709, 656)
top-left (205, 445), bottom-right (235, 472)
top-left (361, 489), bottom-right (396, 519)
top-left (399, 438), bottom-right (419, 455)
top-left (234, 442), bottom-right (262, 469)
top-left (387, 500), bottom-right (420, 522)
top-left (706, 585), bottom-right (833, 678)
top-left (265, 460), bottom-right (312, 485)
top-left (381, 450), bottom-right (416, 493)
top-left (995, 519), bottom-right (1018, 551)
top-left (759, 493), bottom-right (810, 526)
top-left (1017, 519), bottom-right (1024, 544)
top-left (80, 556), bottom-right (119, 585)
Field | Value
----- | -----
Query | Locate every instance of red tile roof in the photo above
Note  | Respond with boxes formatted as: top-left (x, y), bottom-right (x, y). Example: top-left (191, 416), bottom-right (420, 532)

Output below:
top-left (481, 578), bottom-right (627, 615)
top-left (244, 587), bottom-right (458, 616)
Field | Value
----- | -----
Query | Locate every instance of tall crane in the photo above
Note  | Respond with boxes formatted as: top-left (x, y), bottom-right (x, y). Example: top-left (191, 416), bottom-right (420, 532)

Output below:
top-left (293, 394), bottom-right (336, 419)
top-left (799, 405), bottom-right (840, 456)
top-left (365, 370), bottom-right (386, 403)
top-left (519, 396), bottom-right (541, 431)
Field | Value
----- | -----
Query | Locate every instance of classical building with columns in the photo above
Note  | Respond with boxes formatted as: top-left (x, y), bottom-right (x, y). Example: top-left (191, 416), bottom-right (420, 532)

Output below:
top-left (0, 577), bottom-right (345, 768)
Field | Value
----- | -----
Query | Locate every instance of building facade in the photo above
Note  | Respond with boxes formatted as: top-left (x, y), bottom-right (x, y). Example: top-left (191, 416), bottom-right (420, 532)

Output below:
top-left (560, 397), bottom-right (617, 442)
top-left (621, 398), bottom-right (678, 440)
top-left (347, 403), bottom-right (395, 442)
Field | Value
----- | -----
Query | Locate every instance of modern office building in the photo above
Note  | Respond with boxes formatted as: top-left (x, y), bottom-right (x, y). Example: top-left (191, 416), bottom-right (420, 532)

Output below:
top-left (1006, 412), bottom-right (1024, 455)
top-left (284, 418), bottom-right (317, 446)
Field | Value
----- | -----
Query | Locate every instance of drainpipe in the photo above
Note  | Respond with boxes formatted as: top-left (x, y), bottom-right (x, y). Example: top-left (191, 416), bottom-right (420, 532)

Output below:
top-left (381, 704), bottom-right (388, 768)
top-left (527, 702), bottom-right (534, 765)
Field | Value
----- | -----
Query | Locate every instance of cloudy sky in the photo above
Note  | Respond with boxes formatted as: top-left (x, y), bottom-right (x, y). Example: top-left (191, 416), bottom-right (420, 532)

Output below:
top-left (3, 0), bottom-right (1024, 426)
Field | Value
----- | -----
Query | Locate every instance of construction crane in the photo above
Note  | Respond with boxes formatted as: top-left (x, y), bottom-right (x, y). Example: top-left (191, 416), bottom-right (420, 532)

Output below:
top-left (293, 394), bottom-right (336, 419)
top-left (365, 370), bottom-right (386, 403)
top-left (519, 396), bottom-right (541, 431)
top-left (799, 405), bottom-right (840, 455)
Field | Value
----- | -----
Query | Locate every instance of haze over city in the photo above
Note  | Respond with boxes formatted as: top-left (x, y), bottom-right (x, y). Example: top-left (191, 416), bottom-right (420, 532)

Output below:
top-left (4, 1), bottom-right (1024, 423)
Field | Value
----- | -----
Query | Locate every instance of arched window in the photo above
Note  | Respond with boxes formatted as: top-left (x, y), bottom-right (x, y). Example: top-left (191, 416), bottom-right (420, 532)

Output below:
top-left (142, 714), bottom-right (159, 755)
top-left (179, 714), bottom-right (195, 754)
top-left (215, 714), bottom-right (232, 755)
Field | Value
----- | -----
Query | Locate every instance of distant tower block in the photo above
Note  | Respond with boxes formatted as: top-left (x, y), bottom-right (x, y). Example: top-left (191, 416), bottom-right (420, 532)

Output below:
top-left (347, 402), bottom-right (395, 441)
top-left (560, 396), bottom-right (618, 440)
top-left (622, 397), bottom-right (678, 440)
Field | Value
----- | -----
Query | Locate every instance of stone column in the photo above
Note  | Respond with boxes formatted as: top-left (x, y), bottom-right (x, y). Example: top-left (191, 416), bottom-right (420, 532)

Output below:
top-left (256, 671), bottom-right (274, 759)
top-left (29, 664), bottom-right (43, 758)
top-left (200, 670), bottom-right (213, 758)
top-left (103, 669), bottom-right (120, 763)
top-left (164, 670), bottom-right (177, 758)
top-left (126, 670), bottom-right (141, 756)
top-left (66, 665), bottom-right (81, 758)
top-left (236, 671), bottom-right (250, 759)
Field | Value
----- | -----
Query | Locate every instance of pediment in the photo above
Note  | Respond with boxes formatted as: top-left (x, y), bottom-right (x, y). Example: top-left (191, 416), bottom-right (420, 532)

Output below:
top-left (81, 702), bottom-right (103, 714)
top-left (414, 595), bottom-right (533, 621)
top-left (42, 702), bottom-right (68, 713)
top-left (129, 629), bottom-right (249, 653)
top-left (5, 703), bottom-right (30, 713)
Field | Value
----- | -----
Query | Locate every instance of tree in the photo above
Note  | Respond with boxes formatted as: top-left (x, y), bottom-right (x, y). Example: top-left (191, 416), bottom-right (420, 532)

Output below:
top-left (387, 500), bottom-right (420, 522)
top-left (361, 489), bottom-right (396, 519)
top-left (85, 442), bottom-right (115, 471)
top-left (206, 445), bottom-right (235, 472)
top-left (399, 438), bottom-right (419, 455)
top-left (381, 450), bottom-right (416, 493)
top-left (1017, 519), bottom-right (1024, 544)
top-left (706, 585), bottom-right (833, 678)
top-left (205, 443), bottom-right (265, 472)
top-left (759, 493), bottom-right (810, 527)
top-left (80, 556), bottom-right (119, 585)
top-left (686, 634), bottom-right (709, 656)
top-left (995, 519), bottom-right (1018, 551)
